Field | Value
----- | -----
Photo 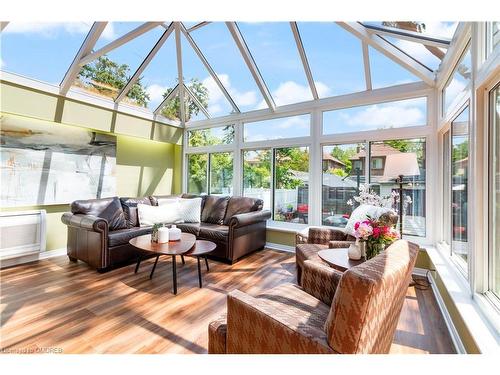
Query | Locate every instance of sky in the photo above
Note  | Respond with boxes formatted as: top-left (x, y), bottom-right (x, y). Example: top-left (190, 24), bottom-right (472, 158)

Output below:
top-left (1, 21), bottom-right (458, 135)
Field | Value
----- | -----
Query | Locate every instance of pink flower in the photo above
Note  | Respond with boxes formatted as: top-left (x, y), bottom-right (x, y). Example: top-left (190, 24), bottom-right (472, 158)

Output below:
top-left (354, 222), bottom-right (360, 230)
top-left (373, 227), bottom-right (381, 239)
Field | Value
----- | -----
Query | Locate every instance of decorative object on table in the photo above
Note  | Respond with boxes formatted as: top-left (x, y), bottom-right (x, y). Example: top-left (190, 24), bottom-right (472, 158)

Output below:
top-left (380, 152), bottom-right (420, 236)
top-left (168, 224), bottom-right (182, 241)
top-left (353, 216), bottom-right (400, 259)
top-left (151, 223), bottom-right (163, 243)
top-left (348, 242), bottom-right (362, 260)
top-left (158, 226), bottom-right (169, 243)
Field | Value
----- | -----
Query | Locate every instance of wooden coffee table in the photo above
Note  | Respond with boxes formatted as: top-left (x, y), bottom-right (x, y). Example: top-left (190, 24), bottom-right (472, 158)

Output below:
top-left (317, 248), bottom-right (365, 272)
top-left (130, 233), bottom-right (197, 294)
top-left (184, 240), bottom-right (217, 288)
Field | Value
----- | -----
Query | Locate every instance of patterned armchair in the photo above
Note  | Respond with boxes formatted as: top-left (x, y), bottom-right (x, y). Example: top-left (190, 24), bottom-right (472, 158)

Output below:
top-left (295, 227), bottom-right (355, 285)
top-left (208, 240), bottom-right (419, 354)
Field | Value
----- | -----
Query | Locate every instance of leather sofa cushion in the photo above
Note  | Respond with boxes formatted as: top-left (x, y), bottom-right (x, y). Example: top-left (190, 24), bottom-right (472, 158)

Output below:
top-left (176, 223), bottom-right (201, 236)
top-left (71, 197), bottom-right (127, 231)
top-left (223, 197), bottom-right (263, 225)
top-left (120, 197), bottom-right (151, 228)
top-left (108, 226), bottom-right (152, 247)
top-left (199, 223), bottom-right (229, 243)
top-left (149, 194), bottom-right (182, 206)
top-left (201, 196), bottom-right (230, 224)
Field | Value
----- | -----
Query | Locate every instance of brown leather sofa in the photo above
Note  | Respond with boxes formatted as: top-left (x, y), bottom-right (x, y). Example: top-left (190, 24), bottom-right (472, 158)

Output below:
top-left (61, 194), bottom-right (270, 271)
top-left (208, 240), bottom-right (419, 354)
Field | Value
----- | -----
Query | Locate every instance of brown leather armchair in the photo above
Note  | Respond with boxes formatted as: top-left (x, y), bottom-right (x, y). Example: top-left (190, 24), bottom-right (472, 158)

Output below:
top-left (208, 240), bottom-right (419, 354)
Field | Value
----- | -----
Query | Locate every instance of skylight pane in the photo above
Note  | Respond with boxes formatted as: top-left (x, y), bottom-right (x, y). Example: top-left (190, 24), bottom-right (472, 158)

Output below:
top-left (238, 22), bottom-right (313, 106)
top-left (181, 32), bottom-right (233, 119)
top-left (384, 35), bottom-right (443, 71)
top-left (366, 21), bottom-right (458, 39)
top-left (189, 22), bottom-right (264, 112)
top-left (73, 23), bottom-right (164, 107)
top-left (298, 22), bottom-right (365, 97)
top-left (369, 46), bottom-right (420, 89)
top-left (1, 22), bottom-right (92, 84)
top-left (323, 97), bottom-right (427, 134)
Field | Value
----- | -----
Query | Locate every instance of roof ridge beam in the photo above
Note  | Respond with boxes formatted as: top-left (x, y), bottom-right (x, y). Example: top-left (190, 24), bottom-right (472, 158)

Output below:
top-left (290, 22), bottom-right (318, 100)
top-left (180, 23), bottom-right (239, 113)
top-left (60, 22), bottom-right (108, 95)
top-left (226, 22), bottom-right (276, 110)
top-left (115, 22), bottom-right (174, 104)
top-left (337, 22), bottom-right (436, 87)
top-left (184, 83), bottom-right (211, 119)
top-left (79, 22), bottom-right (163, 66)
top-left (362, 42), bottom-right (372, 90)
top-left (153, 84), bottom-right (179, 115)
top-left (187, 22), bottom-right (211, 33)
top-left (174, 22), bottom-right (186, 125)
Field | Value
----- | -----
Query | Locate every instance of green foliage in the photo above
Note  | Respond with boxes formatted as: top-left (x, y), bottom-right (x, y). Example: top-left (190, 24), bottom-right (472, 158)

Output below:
top-left (329, 145), bottom-right (357, 175)
top-left (188, 125), bottom-right (234, 147)
top-left (452, 139), bottom-right (469, 162)
top-left (275, 147), bottom-right (309, 189)
top-left (210, 153), bottom-right (233, 193)
top-left (330, 168), bottom-right (348, 178)
top-left (187, 154), bottom-right (208, 194)
top-left (384, 139), bottom-right (425, 168)
top-left (243, 150), bottom-right (271, 189)
top-left (78, 55), bottom-right (150, 107)
top-left (161, 78), bottom-right (209, 121)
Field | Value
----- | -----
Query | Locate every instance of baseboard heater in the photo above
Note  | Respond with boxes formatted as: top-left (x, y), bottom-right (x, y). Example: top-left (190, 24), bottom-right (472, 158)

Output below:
top-left (0, 210), bottom-right (47, 262)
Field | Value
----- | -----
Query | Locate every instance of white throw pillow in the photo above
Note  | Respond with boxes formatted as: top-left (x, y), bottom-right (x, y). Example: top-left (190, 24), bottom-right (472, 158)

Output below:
top-left (344, 204), bottom-right (394, 236)
top-left (176, 198), bottom-right (202, 223)
top-left (137, 202), bottom-right (182, 227)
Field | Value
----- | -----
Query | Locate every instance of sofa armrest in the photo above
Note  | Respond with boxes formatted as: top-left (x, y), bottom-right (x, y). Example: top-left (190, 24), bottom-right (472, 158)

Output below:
top-left (229, 210), bottom-right (271, 228)
top-left (208, 313), bottom-right (227, 354)
top-left (61, 213), bottom-right (108, 233)
top-left (225, 289), bottom-right (332, 354)
top-left (301, 260), bottom-right (342, 305)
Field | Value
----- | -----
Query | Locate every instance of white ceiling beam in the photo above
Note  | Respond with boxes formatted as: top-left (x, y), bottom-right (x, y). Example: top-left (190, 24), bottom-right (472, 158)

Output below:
top-left (175, 22), bottom-right (186, 125)
top-left (187, 22), bottom-right (211, 33)
top-left (115, 23), bottom-right (174, 103)
top-left (184, 83), bottom-right (211, 119)
top-left (362, 42), bottom-right (372, 90)
top-left (153, 84), bottom-right (179, 115)
top-left (180, 23), bottom-right (239, 113)
top-left (337, 22), bottom-right (436, 87)
top-left (362, 23), bottom-right (451, 49)
top-left (79, 22), bottom-right (163, 66)
top-left (290, 22), bottom-right (318, 100)
top-left (0, 22), bottom-right (9, 32)
top-left (226, 22), bottom-right (276, 110)
top-left (60, 22), bottom-right (108, 95)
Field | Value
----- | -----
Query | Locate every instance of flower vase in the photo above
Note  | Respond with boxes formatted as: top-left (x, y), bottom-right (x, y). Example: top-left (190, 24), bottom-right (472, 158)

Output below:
top-left (348, 242), bottom-right (362, 260)
top-left (359, 241), bottom-right (366, 258)
top-left (366, 242), bottom-right (385, 260)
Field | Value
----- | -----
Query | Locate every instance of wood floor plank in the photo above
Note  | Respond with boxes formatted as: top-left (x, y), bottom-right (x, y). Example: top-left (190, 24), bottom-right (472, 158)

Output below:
top-left (0, 249), bottom-right (456, 354)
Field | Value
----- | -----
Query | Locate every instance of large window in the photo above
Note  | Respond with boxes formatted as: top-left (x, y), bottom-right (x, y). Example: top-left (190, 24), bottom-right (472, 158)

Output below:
top-left (244, 114), bottom-right (310, 142)
top-left (322, 143), bottom-right (365, 227)
top-left (323, 97), bottom-right (427, 135)
top-left (188, 125), bottom-right (234, 147)
top-left (489, 84), bottom-right (500, 298)
top-left (369, 138), bottom-right (427, 237)
top-left (443, 44), bottom-right (472, 116)
top-left (187, 152), bottom-right (233, 195)
top-left (243, 150), bottom-right (272, 211)
top-left (450, 106), bottom-right (470, 270)
top-left (274, 147), bottom-right (309, 224)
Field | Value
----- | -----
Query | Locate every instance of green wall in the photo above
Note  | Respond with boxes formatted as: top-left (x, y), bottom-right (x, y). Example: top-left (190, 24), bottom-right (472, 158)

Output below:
top-left (1, 80), bottom-right (183, 252)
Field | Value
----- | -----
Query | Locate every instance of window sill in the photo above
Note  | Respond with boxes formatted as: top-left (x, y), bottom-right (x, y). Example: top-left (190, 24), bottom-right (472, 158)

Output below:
top-left (266, 220), bottom-right (308, 234)
top-left (424, 244), bottom-right (500, 353)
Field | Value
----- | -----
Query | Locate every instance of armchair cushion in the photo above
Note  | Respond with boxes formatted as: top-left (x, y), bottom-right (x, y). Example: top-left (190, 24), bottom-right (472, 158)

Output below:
top-left (301, 260), bottom-right (342, 305)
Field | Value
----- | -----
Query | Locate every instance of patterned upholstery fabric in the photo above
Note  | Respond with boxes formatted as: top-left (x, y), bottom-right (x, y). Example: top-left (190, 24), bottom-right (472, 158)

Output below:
top-left (295, 243), bottom-right (328, 285)
top-left (208, 313), bottom-right (227, 354)
top-left (325, 240), bottom-right (419, 354)
top-left (308, 227), bottom-right (347, 244)
top-left (328, 240), bottom-right (355, 249)
top-left (225, 286), bottom-right (334, 354)
top-left (301, 260), bottom-right (342, 305)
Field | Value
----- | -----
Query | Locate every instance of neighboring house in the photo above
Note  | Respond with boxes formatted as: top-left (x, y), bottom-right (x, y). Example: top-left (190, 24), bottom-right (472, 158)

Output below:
top-left (349, 143), bottom-right (402, 178)
top-left (322, 153), bottom-right (346, 172)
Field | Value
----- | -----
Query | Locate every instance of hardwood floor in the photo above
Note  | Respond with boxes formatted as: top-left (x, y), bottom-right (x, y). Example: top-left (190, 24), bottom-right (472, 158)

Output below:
top-left (0, 249), bottom-right (455, 354)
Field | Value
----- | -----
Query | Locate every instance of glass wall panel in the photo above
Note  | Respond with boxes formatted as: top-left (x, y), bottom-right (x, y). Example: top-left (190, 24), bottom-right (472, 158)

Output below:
top-left (187, 153), bottom-right (208, 194)
top-left (244, 114), bottom-right (310, 142)
top-left (243, 150), bottom-right (272, 210)
top-left (323, 97), bottom-right (427, 135)
top-left (322, 143), bottom-right (366, 227)
top-left (490, 84), bottom-right (500, 297)
top-left (451, 106), bottom-right (469, 267)
top-left (443, 45), bottom-right (471, 115)
top-left (210, 152), bottom-right (233, 196)
top-left (443, 130), bottom-right (452, 245)
top-left (188, 125), bottom-right (234, 147)
top-left (369, 138), bottom-right (426, 237)
top-left (369, 46), bottom-right (419, 89)
top-left (274, 147), bottom-right (309, 224)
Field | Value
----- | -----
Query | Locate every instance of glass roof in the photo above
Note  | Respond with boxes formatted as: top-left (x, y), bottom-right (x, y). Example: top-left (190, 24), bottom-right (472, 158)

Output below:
top-left (0, 21), bottom-right (461, 124)
top-left (237, 22), bottom-right (313, 106)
